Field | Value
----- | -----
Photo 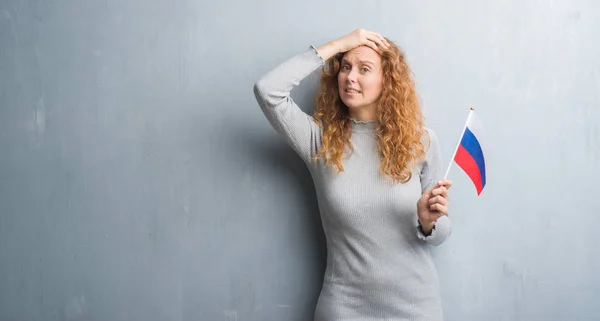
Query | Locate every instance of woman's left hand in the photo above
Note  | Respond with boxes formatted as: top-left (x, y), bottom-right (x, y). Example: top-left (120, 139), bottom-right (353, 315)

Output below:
top-left (417, 179), bottom-right (452, 234)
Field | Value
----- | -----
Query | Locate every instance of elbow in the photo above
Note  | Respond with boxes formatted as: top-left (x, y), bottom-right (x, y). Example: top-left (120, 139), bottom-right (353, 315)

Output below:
top-left (253, 80), bottom-right (262, 101)
top-left (253, 78), bottom-right (270, 101)
top-left (253, 78), bottom-right (282, 108)
top-left (252, 80), bottom-right (268, 109)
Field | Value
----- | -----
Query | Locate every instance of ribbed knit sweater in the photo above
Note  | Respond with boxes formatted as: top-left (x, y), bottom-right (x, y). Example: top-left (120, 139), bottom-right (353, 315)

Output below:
top-left (253, 45), bottom-right (451, 321)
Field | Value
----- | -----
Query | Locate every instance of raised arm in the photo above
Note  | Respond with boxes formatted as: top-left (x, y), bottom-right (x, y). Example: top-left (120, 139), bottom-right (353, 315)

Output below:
top-left (253, 46), bottom-right (325, 163)
top-left (253, 29), bottom-right (390, 163)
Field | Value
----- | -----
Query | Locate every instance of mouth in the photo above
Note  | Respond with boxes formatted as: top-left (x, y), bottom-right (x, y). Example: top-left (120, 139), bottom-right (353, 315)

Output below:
top-left (344, 88), bottom-right (361, 94)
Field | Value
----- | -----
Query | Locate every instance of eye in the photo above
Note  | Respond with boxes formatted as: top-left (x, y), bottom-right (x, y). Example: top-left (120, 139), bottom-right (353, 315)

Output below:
top-left (361, 67), bottom-right (370, 73)
top-left (341, 64), bottom-right (351, 71)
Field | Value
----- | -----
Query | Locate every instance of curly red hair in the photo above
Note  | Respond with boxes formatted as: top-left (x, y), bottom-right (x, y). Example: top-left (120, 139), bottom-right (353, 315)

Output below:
top-left (312, 41), bottom-right (429, 183)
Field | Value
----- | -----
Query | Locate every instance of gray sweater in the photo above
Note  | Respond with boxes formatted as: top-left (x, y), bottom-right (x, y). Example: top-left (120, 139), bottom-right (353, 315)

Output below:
top-left (253, 46), bottom-right (451, 321)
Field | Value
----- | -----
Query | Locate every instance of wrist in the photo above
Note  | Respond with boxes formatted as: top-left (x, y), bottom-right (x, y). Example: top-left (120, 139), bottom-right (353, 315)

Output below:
top-left (330, 39), bottom-right (343, 53)
top-left (316, 40), bottom-right (342, 60)
top-left (418, 219), bottom-right (435, 235)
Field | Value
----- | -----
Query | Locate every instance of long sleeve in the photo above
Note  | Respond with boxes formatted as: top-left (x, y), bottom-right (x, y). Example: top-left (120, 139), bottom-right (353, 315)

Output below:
top-left (253, 46), bottom-right (325, 164)
top-left (255, 50), bottom-right (448, 319)
top-left (416, 128), bottom-right (452, 246)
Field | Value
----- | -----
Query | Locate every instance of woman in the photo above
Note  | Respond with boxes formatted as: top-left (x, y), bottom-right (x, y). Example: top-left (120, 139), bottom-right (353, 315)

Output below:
top-left (253, 28), bottom-right (452, 321)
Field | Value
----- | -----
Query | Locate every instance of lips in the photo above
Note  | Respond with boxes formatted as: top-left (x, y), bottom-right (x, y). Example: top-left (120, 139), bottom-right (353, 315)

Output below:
top-left (345, 88), bottom-right (361, 94)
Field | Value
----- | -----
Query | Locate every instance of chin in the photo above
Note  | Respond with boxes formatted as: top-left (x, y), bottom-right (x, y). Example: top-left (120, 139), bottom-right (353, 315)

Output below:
top-left (343, 101), bottom-right (367, 110)
top-left (340, 99), bottom-right (360, 109)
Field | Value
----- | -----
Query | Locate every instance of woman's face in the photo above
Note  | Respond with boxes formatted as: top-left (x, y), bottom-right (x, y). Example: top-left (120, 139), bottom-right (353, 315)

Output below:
top-left (337, 46), bottom-right (383, 113)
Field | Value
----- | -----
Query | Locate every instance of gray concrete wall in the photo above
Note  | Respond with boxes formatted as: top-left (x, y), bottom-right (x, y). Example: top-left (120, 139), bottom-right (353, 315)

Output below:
top-left (1, 1), bottom-right (598, 320)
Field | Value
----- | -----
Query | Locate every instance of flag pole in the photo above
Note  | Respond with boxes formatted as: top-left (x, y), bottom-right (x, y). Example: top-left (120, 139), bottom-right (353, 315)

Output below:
top-left (444, 107), bottom-right (475, 179)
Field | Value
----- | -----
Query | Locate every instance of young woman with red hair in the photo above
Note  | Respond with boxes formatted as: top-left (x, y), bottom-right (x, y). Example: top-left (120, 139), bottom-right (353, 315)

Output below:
top-left (254, 28), bottom-right (453, 321)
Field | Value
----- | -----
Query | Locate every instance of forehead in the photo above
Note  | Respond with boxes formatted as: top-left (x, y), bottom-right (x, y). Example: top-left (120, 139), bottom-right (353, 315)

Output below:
top-left (342, 46), bottom-right (381, 65)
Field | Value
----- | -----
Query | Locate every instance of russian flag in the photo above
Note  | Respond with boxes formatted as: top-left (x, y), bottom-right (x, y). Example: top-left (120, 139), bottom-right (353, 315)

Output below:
top-left (450, 108), bottom-right (487, 195)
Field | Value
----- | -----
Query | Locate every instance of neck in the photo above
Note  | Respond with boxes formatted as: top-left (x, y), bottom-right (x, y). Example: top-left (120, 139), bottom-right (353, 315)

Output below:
top-left (348, 105), bottom-right (377, 122)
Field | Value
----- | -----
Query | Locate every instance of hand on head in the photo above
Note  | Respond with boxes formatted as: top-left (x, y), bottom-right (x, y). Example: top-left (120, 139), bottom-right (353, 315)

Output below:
top-left (334, 28), bottom-right (390, 54)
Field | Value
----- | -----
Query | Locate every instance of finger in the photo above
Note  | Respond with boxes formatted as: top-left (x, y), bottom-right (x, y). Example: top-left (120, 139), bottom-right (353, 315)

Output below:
top-left (429, 200), bottom-right (448, 214)
top-left (429, 203), bottom-right (438, 212)
top-left (367, 34), bottom-right (388, 51)
top-left (436, 211), bottom-right (446, 220)
top-left (437, 179), bottom-right (453, 190)
top-left (440, 186), bottom-right (448, 200)
top-left (428, 195), bottom-right (447, 206)
top-left (372, 32), bottom-right (390, 47)
top-left (429, 203), bottom-right (448, 215)
top-left (437, 203), bottom-right (448, 213)
top-left (366, 32), bottom-right (388, 49)
top-left (364, 40), bottom-right (382, 54)
top-left (432, 186), bottom-right (448, 198)
top-left (428, 195), bottom-right (440, 205)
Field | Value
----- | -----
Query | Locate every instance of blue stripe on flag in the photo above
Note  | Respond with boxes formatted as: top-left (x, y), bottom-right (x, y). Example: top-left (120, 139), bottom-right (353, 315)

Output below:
top-left (460, 128), bottom-right (486, 187)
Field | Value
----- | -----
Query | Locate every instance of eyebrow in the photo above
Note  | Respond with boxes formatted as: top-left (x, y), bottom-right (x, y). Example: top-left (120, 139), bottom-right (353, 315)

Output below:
top-left (341, 59), bottom-right (375, 67)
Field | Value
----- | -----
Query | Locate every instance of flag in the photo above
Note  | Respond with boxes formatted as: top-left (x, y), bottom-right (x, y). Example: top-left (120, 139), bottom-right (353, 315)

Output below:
top-left (448, 108), bottom-right (487, 195)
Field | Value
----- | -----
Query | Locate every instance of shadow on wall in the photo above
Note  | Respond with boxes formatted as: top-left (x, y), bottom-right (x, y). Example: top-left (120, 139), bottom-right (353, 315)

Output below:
top-left (234, 66), bottom-right (327, 265)
top-left (198, 68), bottom-right (327, 319)
top-left (224, 129), bottom-right (327, 319)
top-left (249, 67), bottom-right (326, 261)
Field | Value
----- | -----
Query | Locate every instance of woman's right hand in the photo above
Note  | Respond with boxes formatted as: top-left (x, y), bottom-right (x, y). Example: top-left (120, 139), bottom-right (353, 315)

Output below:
top-left (334, 28), bottom-right (390, 54)
top-left (316, 28), bottom-right (390, 60)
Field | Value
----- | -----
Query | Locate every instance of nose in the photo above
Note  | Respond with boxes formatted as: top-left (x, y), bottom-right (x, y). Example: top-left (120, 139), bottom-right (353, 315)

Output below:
top-left (346, 68), bottom-right (358, 83)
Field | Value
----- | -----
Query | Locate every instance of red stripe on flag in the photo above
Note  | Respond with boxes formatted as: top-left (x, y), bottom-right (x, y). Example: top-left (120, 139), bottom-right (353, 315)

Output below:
top-left (454, 145), bottom-right (484, 195)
